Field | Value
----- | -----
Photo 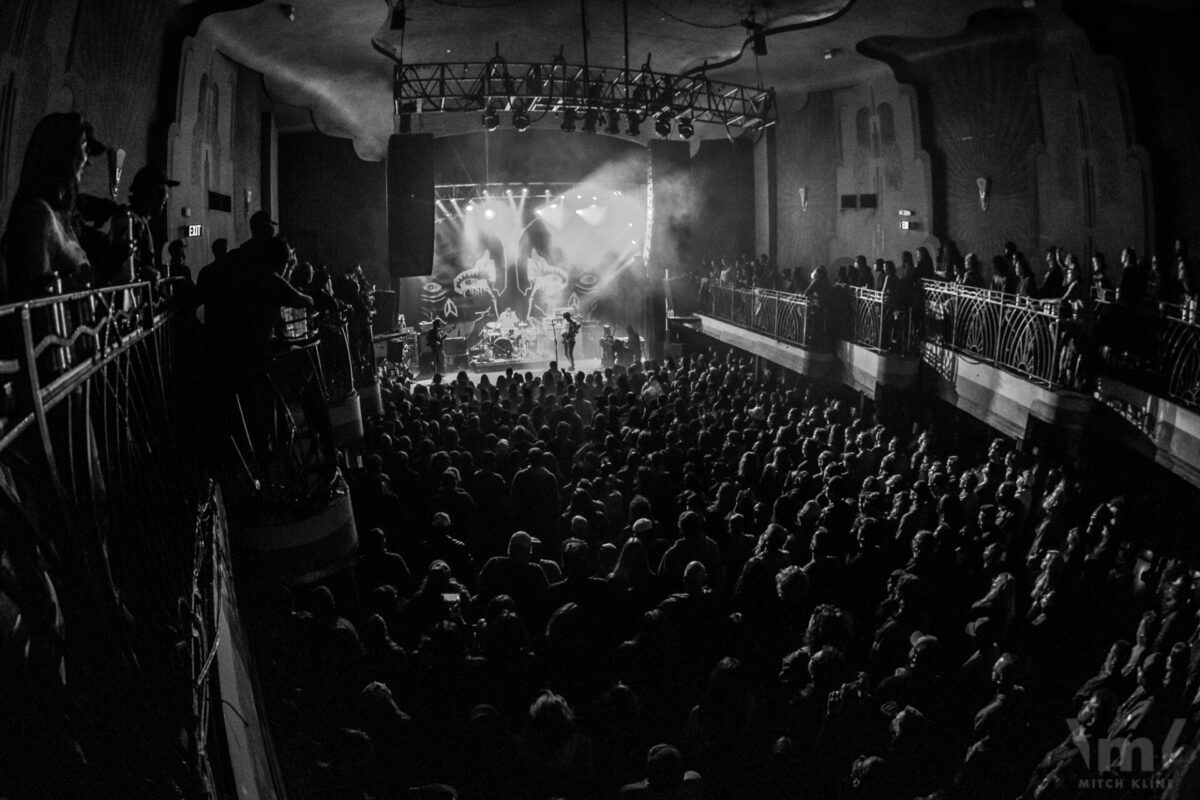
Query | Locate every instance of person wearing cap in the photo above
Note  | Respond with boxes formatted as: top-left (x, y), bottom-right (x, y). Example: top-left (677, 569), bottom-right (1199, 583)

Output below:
top-left (112, 164), bottom-right (179, 285)
top-left (1, 112), bottom-right (106, 302)
top-left (248, 209), bottom-right (278, 242)
top-left (477, 531), bottom-right (550, 623)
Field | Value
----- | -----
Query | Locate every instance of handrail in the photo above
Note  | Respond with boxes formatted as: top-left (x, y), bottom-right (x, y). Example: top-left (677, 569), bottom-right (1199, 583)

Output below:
top-left (701, 283), bottom-right (922, 355)
top-left (920, 279), bottom-right (1069, 388)
top-left (0, 281), bottom-right (206, 796)
top-left (1093, 295), bottom-right (1200, 411)
top-left (702, 284), bottom-right (830, 349)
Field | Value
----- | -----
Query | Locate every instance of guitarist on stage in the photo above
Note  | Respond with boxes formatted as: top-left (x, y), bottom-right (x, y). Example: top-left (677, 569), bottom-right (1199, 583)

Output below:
top-left (426, 318), bottom-right (447, 375)
top-left (561, 311), bottom-right (581, 371)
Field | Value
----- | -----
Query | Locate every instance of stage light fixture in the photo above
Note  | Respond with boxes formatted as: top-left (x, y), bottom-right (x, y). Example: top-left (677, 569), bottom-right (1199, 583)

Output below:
top-left (482, 101), bottom-right (501, 131)
top-left (654, 112), bottom-right (672, 139)
top-left (605, 109), bottom-right (621, 135)
top-left (561, 108), bottom-right (577, 133)
top-left (483, 207), bottom-right (497, 221)
top-left (512, 101), bottom-right (530, 132)
top-left (677, 117), bottom-right (694, 139)
top-left (582, 108), bottom-right (598, 134)
top-left (625, 111), bottom-right (642, 136)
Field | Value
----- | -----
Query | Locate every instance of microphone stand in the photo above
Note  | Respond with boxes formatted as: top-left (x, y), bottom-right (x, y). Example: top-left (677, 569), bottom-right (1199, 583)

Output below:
top-left (550, 319), bottom-right (560, 365)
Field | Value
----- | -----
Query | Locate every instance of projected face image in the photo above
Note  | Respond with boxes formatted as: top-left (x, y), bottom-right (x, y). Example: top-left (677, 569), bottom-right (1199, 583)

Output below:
top-left (569, 270), bottom-right (600, 312)
top-left (452, 252), bottom-right (497, 297)
top-left (525, 248), bottom-right (568, 317)
top-left (421, 279), bottom-right (453, 320)
top-left (452, 252), bottom-right (501, 319)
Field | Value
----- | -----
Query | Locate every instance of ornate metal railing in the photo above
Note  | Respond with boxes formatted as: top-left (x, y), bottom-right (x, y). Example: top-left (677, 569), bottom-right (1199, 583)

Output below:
top-left (920, 280), bottom-right (1069, 388)
top-left (847, 285), bottom-right (921, 355)
top-left (703, 285), bottom-right (832, 349)
top-left (702, 283), bottom-right (925, 355)
top-left (0, 282), bottom-right (208, 797)
top-left (1094, 298), bottom-right (1200, 411)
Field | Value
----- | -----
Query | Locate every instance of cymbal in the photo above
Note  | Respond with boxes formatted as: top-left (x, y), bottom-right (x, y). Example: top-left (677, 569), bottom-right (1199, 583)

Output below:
top-left (486, 322), bottom-right (501, 329)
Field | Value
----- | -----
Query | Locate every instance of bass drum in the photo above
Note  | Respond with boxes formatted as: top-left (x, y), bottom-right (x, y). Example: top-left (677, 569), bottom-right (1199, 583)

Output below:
top-left (492, 337), bottom-right (514, 358)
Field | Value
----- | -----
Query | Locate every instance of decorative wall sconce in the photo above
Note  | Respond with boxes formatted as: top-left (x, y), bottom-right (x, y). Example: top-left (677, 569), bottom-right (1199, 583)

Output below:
top-left (799, 186), bottom-right (808, 213)
top-left (107, 147), bottom-right (125, 201)
top-left (977, 177), bottom-right (990, 212)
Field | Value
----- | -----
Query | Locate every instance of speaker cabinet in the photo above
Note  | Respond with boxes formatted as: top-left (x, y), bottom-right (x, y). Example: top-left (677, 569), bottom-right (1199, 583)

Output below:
top-left (373, 290), bottom-right (398, 331)
top-left (387, 134), bottom-right (435, 278)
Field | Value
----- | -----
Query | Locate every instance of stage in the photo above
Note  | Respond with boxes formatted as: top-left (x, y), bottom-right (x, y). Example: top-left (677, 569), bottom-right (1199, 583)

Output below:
top-left (414, 357), bottom-right (604, 385)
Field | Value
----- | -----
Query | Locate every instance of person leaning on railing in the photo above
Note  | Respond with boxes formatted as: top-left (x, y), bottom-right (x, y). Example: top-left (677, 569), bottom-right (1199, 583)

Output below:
top-left (1054, 258), bottom-right (1098, 389)
top-left (0, 113), bottom-right (107, 304)
top-left (1174, 253), bottom-right (1198, 323)
top-left (1013, 253), bottom-right (1039, 298)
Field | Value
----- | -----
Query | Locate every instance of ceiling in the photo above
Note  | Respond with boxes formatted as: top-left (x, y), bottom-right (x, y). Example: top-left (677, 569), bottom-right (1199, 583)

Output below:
top-left (202, 0), bottom-right (1074, 160)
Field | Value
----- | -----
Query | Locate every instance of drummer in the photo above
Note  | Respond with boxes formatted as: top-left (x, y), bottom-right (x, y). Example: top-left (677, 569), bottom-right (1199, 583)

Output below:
top-left (498, 306), bottom-right (519, 329)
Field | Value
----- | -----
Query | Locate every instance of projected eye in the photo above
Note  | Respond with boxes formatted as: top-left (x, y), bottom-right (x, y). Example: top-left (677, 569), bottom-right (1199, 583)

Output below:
top-left (577, 274), bottom-right (599, 287)
top-left (423, 281), bottom-right (444, 293)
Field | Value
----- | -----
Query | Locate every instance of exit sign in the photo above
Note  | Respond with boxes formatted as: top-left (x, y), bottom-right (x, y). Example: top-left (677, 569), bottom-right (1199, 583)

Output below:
top-left (187, 224), bottom-right (203, 237)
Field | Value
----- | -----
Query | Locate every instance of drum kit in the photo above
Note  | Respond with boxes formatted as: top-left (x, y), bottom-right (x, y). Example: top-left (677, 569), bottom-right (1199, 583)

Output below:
top-left (473, 319), bottom-right (536, 362)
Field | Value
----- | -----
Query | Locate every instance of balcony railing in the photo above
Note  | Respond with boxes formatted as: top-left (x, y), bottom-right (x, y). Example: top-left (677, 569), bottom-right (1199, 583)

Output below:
top-left (847, 285), bottom-right (921, 355)
top-left (920, 280), bottom-right (1070, 388)
top-left (703, 285), bottom-right (834, 350)
top-left (1094, 297), bottom-right (1200, 411)
top-left (0, 281), bottom-right (208, 796)
top-left (701, 283), bottom-right (923, 355)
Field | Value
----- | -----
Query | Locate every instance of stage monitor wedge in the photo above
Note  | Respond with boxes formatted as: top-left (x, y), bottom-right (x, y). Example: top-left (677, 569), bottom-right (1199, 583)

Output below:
top-left (387, 133), bottom-right (435, 278)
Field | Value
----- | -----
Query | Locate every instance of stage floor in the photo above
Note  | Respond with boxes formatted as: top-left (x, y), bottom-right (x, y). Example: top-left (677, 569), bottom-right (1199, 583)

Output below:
top-left (415, 357), bottom-right (604, 385)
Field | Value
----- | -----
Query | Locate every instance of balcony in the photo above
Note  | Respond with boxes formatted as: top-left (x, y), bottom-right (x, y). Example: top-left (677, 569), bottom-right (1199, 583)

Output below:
top-left (692, 283), bottom-right (921, 397)
top-left (0, 279), bottom-right (373, 796)
top-left (687, 279), bottom-right (1200, 485)
top-left (0, 282), bottom-right (212, 796)
top-left (917, 281), bottom-right (1094, 443)
top-left (1090, 295), bottom-right (1200, 486)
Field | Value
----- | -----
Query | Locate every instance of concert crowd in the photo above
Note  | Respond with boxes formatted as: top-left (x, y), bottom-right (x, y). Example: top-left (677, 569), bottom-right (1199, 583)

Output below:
top-left (249, 352), bottom-right (1200, 800)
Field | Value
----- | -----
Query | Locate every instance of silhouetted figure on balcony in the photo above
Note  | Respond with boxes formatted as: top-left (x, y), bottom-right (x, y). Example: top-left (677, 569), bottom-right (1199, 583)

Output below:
top-left (803, 265), bottom-right (832, 304)
top-left (1057, 260), bottom-right (1097, 389)
top-left (938, 239), bottom-right (964, 281)
top-left (1014, 254), bottom-right (1038, 298)
top-left (915, 246), bottom-right (935, 282)
top-left (958, 253), bottom-right (986, 290)
top-left (1, 112), bottom-right (106, 303)
top-left (1176, 255), bottom-right (1198, 322)
top-left (1041, 247), bottom-right (1065, 299)
top-left (991, 256), bottom-right (1017, 294)
top-left (1116, 247), bottom-right (1146, 307)
top-left (112, 165), bottom-right (178, 285)
top-left (851, 255), bottom-right (871, 288)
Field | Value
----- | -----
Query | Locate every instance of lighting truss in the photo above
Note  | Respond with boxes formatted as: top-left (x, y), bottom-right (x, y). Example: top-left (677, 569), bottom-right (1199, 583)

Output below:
top-left (393, 61), bottom-right (776, 132)
top-left (434, 182), bottom-right (580, 201)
